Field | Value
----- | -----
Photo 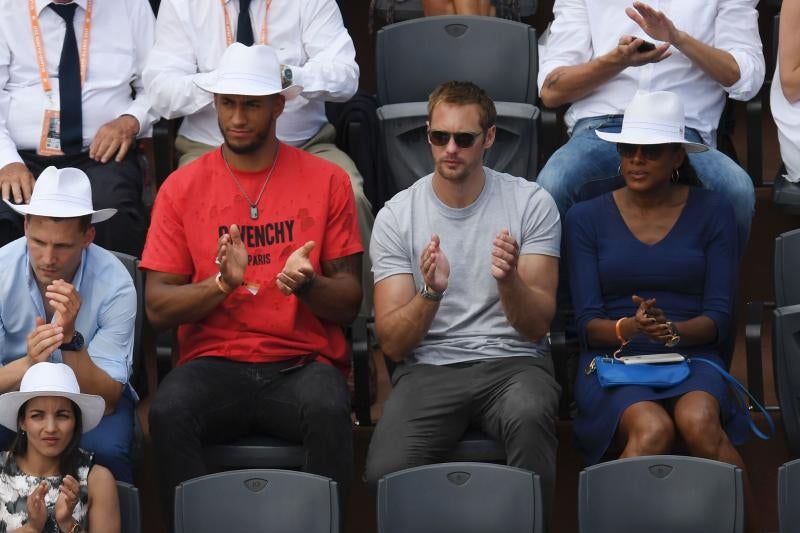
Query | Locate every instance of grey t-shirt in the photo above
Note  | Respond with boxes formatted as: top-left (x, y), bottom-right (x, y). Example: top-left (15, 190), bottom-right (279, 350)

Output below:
top-left (370, 167), bottom-right (561, 365)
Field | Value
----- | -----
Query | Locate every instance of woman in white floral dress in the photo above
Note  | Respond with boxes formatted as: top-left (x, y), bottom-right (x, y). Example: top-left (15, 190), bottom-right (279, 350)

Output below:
top-left (0, 363), bottom-right (119, 533)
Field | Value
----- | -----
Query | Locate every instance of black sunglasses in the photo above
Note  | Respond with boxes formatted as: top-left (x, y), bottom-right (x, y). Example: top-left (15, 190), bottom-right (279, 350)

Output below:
top-left (428, 130), bottom-right (484, 149)
top-left (617, 143), bottom-right (679, 160)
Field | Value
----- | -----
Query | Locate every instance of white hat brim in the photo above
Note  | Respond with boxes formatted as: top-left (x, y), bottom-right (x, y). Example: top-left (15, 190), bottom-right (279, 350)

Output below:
top-left (0, 390), bottom-right (105, 433)
top-left (3, 199), bottom-right (116, 224)
top-left (194, 73), bottom-right (303, 101)
top-left (596, 130), bottom-right (708, 153)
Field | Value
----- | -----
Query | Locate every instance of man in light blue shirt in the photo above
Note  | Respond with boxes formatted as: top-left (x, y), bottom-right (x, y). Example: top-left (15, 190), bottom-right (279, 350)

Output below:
top-left (0, 166), bottom-right (136, 482)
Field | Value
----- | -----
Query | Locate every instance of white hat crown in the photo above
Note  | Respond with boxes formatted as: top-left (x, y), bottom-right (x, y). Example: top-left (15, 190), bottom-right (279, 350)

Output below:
top-left (0, 363), bottom-right (106, 433)
top-left (3, 166), bottom-right (116, 223)
top-left (194, 43), bottom-right (303, 99)
top-left (595, 90), bottom-right (708, 153)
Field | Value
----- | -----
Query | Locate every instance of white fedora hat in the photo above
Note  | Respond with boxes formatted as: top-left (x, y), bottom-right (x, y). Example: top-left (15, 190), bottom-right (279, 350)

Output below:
top-left (4, 166), bottom-right (116, 223)
top-left (194, 43), bottom-right (303, 99)
top-left (0, 363), bottom-right (105, 433)
top-left (596, 90), bottom-right (708, 153)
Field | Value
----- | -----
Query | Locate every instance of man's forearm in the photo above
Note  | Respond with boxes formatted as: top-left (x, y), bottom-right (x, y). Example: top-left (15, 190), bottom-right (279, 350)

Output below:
top-left (296, 274), bottom-right (362, 326)
top-left (497, 276), bottom-right (555, 341)
top-left (61, 349), bottom-right (123, 413)
top-left (0, 357), bottom-right (32, 393)
top-left (145, 276), bottom-right (227, 330)
top-left (672, 31), bottom-right (740, 88)
top-left (540, 52), bottom-right (626, 108)
top-left (376, 294), bottom-right (439, 362)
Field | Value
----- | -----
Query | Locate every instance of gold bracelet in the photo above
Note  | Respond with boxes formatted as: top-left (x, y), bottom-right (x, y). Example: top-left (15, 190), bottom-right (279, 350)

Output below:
top-left (215, 272), bottom-right (233, 294)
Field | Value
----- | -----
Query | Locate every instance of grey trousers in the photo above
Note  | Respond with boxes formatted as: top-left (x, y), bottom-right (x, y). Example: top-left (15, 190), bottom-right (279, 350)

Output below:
top-left (176, 124), bottom-right (375, 316)
top-left (364, 356), bottom-right (560, 525)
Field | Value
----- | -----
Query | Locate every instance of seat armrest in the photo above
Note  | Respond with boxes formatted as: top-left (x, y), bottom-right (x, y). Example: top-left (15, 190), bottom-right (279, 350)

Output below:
top-left (351, 316), bottom-right (373, 426)
top-left (745, 300), bottom-right (775, 405)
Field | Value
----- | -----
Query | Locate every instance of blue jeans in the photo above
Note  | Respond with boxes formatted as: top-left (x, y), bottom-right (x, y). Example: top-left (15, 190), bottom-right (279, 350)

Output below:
top-left (537, 115), bottom-right (756, 251)
top-left (0, 387), bottom-right (135, 483)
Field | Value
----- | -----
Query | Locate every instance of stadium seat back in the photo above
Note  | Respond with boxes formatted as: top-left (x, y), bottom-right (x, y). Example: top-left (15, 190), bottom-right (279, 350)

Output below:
top-left (117, 481), bottom-right (141, 533)
top-left (377, 462), bottom-right (542, 533)
top-left (376, 16), bottom-right (537, 106)
top-left (775, 228), bottom-right (800, 307)
top-left (578, 455), bottom-right (744, 533)
top-left (773, 229), bottom-right (800, 455)
top-left (779, 459), bottom-right (800, 533)
top-left (174, 470), bottom-right (339, 533)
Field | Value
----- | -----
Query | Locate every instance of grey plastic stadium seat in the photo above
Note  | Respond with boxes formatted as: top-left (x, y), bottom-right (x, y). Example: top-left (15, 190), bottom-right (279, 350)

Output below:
top-left (116, 481), bottom-right (141, 533)
top-left (109, 252), bottom-right (144, 391)
top-left (449, 429), bottom-right (506, 462)
top-left (374, 16), bottom-right (540, 200)
top-left (773, 229), bottom-right (800, 455)
top-left (202, 435), bottom-right (304, 469)
top-left (174, 469), bottom-right (339, 533)
top-left (774, 228), bottom-right (800, 307)
top-left (378, 101), bottom-right (539, 191)
top-left (371, 0), bottom-right (538, 27)
top-left (376, 16), bottom-right (537, 106)
top-left (779, 459), bottom-right (800, 533)
top-left (578, 455), bottom-right (744, 533)
top-left (377, 462), bottom-right (542, 533)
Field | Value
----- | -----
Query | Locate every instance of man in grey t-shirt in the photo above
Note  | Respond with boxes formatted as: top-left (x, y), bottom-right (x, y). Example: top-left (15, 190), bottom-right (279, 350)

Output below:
top-left (365, 81), bottom-right (562, 521)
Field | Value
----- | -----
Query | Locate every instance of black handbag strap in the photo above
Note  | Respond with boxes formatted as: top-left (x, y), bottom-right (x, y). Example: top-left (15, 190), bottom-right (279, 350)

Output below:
top-left (689, 357), bottom-right (775, 440)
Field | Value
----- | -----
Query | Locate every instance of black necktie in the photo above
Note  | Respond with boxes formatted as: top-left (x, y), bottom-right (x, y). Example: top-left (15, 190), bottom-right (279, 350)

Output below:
top-left (50, 2), bottom-right (83, 155)
top-left (236, 0), bottom-right (254, 46)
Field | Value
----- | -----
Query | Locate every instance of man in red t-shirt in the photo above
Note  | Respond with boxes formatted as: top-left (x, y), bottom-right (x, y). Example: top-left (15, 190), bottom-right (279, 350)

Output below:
top-left (140, 43), bottom-right (362, 527)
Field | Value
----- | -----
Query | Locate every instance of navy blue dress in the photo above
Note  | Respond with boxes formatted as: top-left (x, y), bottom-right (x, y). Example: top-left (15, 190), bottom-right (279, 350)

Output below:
top-left (565, 187), bottom-right (749, 465)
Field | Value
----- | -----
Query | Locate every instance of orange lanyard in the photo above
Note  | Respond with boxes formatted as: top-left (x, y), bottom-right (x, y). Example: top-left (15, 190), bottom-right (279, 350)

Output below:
top-left (220, 0), bottom-right (272, 46)
top-left (29, 0), bottom-right (92, 94)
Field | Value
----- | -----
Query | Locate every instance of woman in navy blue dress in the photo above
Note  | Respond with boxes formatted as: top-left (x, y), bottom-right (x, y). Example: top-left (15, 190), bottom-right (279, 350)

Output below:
top-left (565, 91), bottom-right (750, 472)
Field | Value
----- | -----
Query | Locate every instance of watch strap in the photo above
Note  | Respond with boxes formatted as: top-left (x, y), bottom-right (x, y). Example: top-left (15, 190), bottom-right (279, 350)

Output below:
top-left (420, 284), bottom-right (444, 301)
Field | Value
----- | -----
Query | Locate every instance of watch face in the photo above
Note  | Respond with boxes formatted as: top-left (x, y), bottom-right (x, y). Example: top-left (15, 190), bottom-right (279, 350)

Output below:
top-left (281, 67), bottom-right (292, 88)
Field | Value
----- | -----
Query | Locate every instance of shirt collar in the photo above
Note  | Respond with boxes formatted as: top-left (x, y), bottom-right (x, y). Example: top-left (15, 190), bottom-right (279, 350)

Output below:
top-left (36, 0), bottom-right (89, 16)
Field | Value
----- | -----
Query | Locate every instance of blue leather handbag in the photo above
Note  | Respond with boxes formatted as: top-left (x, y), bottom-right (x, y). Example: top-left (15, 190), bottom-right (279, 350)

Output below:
top-left (592, 356), bottom-right (690, 388)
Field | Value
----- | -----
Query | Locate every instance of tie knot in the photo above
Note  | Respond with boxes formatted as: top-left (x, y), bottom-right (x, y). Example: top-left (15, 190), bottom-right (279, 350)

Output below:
top-left (50, 2), bottom-right (78, 22)
top-left (239, 0), bottom-right (251, 11)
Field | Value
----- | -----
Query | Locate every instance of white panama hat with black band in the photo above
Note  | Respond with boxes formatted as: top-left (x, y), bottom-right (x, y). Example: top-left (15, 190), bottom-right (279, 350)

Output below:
top-left (595, 90), bottom-right (709, 153)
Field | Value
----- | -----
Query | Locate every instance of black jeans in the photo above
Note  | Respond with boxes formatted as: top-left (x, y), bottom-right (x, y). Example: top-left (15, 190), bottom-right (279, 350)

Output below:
top-left (148, 356), bottom-right (354, 530)
top-left (0, 150), bottom-right (146, 257)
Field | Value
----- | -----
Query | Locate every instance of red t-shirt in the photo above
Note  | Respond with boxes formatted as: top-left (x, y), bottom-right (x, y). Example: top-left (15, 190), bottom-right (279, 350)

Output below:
top-left (140, 145), bottom-right (363, 370)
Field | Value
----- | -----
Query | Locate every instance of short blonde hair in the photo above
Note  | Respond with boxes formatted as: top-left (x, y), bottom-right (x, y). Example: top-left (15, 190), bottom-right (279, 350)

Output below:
top-left (427, 81), bottom-right (497, 131)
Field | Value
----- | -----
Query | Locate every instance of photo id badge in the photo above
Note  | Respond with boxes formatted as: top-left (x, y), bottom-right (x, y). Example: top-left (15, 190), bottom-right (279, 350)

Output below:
top-left (38, 97), bottom-right (64, 156)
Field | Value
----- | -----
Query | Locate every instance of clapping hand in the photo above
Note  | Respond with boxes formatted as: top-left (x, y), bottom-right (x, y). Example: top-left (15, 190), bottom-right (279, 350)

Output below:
top-left (26, 481), bottom-right (48, 532)
top-left (276, 241), bottom-right (316, 296)
top-left (420, 234), bottom-right (449, 294)
top-left (491, 229), bottom-right (519, 282)
top-left (55, 475), bottom-right (81, 533)
top-left (217, 224), bottom-right (248, 290)
top-left (26, 317), bottom-right (63, 365)
top-left (626, 1), bottom-right (680, 44)
top-left (632, 295), bottom-right (672, 343)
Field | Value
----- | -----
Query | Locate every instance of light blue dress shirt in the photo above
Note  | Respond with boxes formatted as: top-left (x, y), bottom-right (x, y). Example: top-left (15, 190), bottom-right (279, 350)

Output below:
top-left (0, 238), bottom-right (135, 387)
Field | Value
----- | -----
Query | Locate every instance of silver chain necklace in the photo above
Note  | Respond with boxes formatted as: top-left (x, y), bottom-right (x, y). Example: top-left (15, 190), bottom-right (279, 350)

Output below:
top-left (220, 144), bottom-right (280, 220)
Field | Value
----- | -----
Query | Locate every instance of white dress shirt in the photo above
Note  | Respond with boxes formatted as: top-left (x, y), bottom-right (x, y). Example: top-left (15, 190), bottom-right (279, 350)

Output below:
top-left (143, 0), bottom-right (360, 147)
top-left (771, 57), bottom-right (800, 183)
top-left (538, 0), bottom-right (765, 145)
top-left (0, 0), bottom-right (158, 167)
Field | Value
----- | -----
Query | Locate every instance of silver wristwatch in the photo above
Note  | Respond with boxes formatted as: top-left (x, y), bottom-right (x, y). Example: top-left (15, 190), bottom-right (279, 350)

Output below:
top-left (420, 284), bottom-right (444, 301)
